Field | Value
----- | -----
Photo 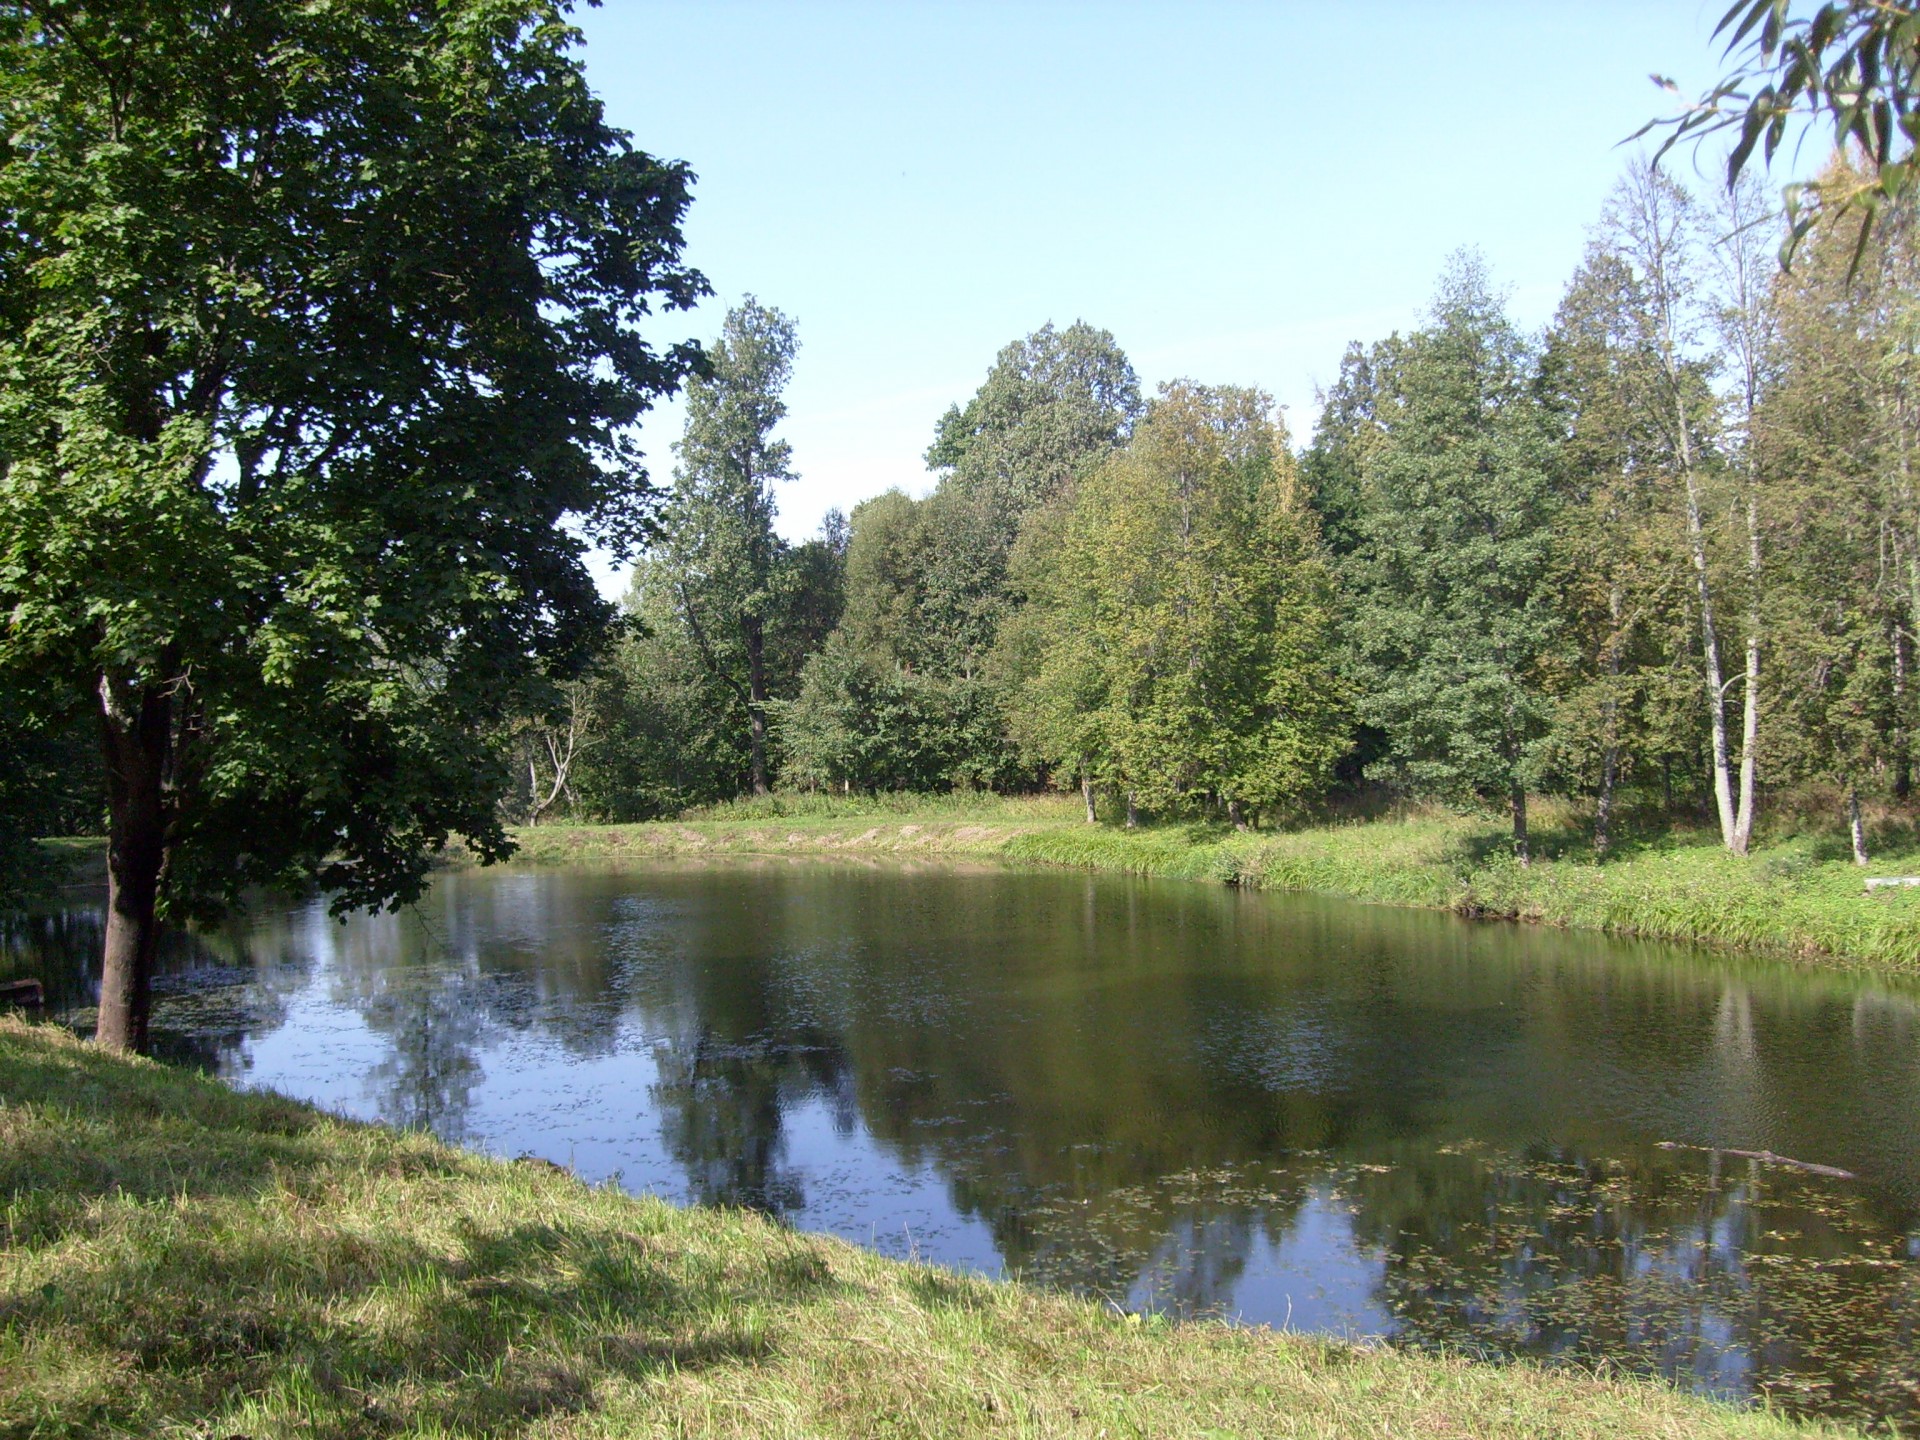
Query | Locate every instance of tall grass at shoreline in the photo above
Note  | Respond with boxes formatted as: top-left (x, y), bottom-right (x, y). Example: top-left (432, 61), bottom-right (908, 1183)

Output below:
top-left (0, 1018), bottom-right (1853, 1438)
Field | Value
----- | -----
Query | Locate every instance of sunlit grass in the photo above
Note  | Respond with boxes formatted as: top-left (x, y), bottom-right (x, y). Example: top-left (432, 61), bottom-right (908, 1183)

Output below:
top-left (677, 790), bottom-right (1086, 822)
top-left (0, 1018), bottom-right (1852, 1438)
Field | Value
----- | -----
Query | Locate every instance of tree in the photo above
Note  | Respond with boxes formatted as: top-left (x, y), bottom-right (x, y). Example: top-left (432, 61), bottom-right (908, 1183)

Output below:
top-left (1345, 256), bottom-right (1566, 863)
top-left (1644, 0), bottom-right (1920, 269)
top-left (784, 491), bottom-right (1011, 792)
top-left (577, 507), bottom-right (844, 815)
top-left (660, 298), bottom-right (799, 796)
top-left (1006, 383), bottom-right (1345, 825)
top-left (1540, 244), bottom-right (1700, 852)
top-left (927, 320), bottom-right (1143, 541)
top-left (919, 321), bottom-right (1143, 683)
top-left (1592, 161), bottom-right (1770, 855)
top-left (0, 1), bottom-right (705, 1051)
top-left (570, 565), bottom-right (752, 818)
top-left (1760, 170), bottom-right (1920, 856)
top-left (790, 324), bottom-right (1142, 794)
top-left (0, 684), bottom-right (98, 887)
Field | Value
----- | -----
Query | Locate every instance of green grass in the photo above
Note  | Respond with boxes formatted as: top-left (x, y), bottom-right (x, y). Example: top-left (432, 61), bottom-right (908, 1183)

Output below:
top-left (0, 1017), bottom-right (1855, 1438)
top-left (499, 800), bottom-right (1920, 973)
top-left (678, 791), bottom-right (1089, 823)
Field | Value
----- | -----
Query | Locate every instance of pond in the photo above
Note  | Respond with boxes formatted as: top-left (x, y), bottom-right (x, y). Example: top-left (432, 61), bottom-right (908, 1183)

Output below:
top-left (8, 857), bottom-right (1920, 1427)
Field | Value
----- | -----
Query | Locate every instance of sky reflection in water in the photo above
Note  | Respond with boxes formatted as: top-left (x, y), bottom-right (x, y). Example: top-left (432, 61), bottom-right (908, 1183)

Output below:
top-left (9, 858), bottom-right (1920, 1426)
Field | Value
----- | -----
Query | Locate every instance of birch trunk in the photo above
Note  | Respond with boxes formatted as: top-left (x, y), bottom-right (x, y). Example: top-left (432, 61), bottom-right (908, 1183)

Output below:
top-left (1847, 783), bottom-right (1870, 866)
top-left (1680, 437), bottom-right (1739, 850)
top-left (1730, 479), bottom-right (1762, 857)
top-left (1711, 172), bottom-right (1771, 859)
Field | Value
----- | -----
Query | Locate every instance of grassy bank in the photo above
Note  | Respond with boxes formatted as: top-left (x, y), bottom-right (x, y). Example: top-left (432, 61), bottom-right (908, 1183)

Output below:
top-left (0, 1017), bottom-right (1852, 1438)
top-left (499, 797), bottom-right (1920, 973)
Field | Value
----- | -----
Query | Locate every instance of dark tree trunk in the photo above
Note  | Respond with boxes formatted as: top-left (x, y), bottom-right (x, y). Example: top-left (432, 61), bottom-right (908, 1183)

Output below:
top-left (744, 613), bottom-right (770, 796)
top-left (1081, 771), bottom-right (1096, 824)
top-left (1594, 743), bottom-right (1617, 859)
top-left (1595, 585), bottom-right (1622, 857)
top-left (96, 676), bottom-right (172, 1054)
top-left (1510, 781), bottom-right (1530, 868)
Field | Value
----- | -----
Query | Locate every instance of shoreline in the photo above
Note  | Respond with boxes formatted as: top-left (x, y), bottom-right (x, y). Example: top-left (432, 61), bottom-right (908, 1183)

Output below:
top-left (488, 805), bottom-right (1920, 975)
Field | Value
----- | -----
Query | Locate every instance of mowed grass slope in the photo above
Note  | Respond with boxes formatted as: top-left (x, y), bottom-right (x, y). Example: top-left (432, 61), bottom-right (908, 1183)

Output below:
top-left (499, 798), bottom-right (1920, 972)
top-left (0, 1019), bottom-right (1854, 1439)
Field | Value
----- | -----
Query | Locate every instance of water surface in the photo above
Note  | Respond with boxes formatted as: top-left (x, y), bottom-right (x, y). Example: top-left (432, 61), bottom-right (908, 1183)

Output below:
top-left (8, 858), bottom-right (1920, 1425)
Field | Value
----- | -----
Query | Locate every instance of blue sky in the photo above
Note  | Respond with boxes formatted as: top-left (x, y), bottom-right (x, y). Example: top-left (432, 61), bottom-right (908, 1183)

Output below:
top-left (575, 1), bottom-right (1754, 591)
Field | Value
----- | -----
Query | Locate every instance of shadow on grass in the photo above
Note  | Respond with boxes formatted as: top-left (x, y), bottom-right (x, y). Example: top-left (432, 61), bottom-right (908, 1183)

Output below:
top-left (0, 1024), bottom-right (839, 1439)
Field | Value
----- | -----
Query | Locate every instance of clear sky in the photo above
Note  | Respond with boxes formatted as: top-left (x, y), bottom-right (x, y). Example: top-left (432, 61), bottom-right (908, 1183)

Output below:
top-left (574, 1), bottom-right (1752, 595)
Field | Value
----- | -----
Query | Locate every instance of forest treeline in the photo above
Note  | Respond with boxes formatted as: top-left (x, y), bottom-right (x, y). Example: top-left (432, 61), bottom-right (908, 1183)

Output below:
top-left (508, 159), bottom-right (1920, 865)
top-left (11, 155), bottom-right (1910, 874)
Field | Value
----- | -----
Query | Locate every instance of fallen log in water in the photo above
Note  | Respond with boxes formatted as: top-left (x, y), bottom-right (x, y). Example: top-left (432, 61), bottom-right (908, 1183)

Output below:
top-left (1656, 1140), bottom-right (1857, 1180)
top-left (0, 978), bottom-right (45, 1008)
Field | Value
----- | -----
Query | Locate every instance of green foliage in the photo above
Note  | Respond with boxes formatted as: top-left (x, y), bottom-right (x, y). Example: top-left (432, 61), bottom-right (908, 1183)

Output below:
top-left (654, 298), bottom-right (803, 795)
top-left (1644, 0), bottom-right (1920, 269)
top-left (560, 302), bottom-right (845, 817)
top-left (1005, 383), bottom-right (1346, 817)
top-left (1758, 172), bottom-right (1920, 813)
top-left (781, 323), bottom-right (1141, 794)
top-left (0, 0), bottom-right (703, 940)
top-left (780, 630), bottom-right (1013, 793)
top-left (0, 694), bottom-right (99, 893)
top-left (1536, 234), bottom-right (1713, 821)
top-left (1341, 256), bottom-right (1567, 845)
top-left (926, 320), bottom-right (1143, 537)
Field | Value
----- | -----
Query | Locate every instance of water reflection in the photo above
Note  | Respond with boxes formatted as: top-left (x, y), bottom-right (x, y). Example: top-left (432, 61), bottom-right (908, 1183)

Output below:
top-left (7, 858), bottom-right (1920, 1426)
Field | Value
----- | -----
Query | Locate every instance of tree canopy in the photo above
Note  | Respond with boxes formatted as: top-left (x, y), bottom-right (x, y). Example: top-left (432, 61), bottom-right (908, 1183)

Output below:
top-left (0, 0), bottom-right (705, 1049)
top-left (1342, 256), bottom-right (1566, 860)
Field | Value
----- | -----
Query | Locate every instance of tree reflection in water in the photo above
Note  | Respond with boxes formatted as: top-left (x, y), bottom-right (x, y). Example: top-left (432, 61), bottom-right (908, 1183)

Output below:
top-left (1, 901), bottom-right (298, 1072)
top-left (649, 1026), bottom-right (853, 1214)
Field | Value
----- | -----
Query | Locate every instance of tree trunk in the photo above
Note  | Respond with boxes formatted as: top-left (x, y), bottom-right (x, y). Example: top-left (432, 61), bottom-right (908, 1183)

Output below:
top-left (1125, 791), bottom-right (1138, 829)
top-left (1847, 782), bottom-right (1870, 867)
top-left (1510, 782), bottom-right (1530, 868)
top-left (1081, 771), bottom-right (1097, 824)
top-left (1895, 624), bottom-right (1912, 800)
top-left (1594, 744), bottom-right (1617, 860)
top-left (1682, 467), bottom-right (1740, 851)
top-left (1730, 482), bottom-right (1762, 856)
top-left (1227, 798), bottom-right (1247, 831)
top-left (1595, 583), bottom-right (1623, 858)
top-left (95, 676), bottom-right (172, 1054)
top-left (744, 614), bottom-right (770, 796)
